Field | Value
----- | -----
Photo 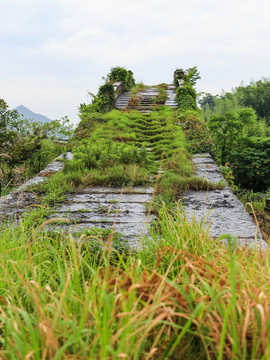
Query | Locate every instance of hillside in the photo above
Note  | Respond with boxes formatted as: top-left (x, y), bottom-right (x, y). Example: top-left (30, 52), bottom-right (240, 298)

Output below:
top-left (15, 105), bottom-right (52, 123)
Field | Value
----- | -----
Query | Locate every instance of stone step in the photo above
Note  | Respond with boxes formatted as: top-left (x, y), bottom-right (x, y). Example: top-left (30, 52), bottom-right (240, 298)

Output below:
top-left (115, 84), bottom-right (177, 112)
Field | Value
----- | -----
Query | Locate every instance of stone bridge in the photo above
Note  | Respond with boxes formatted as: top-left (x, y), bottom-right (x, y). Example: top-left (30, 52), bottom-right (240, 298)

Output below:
top-left (0, 84), bottom-right (267, 250)
top-left (0, 152), bottom-right (266, 249)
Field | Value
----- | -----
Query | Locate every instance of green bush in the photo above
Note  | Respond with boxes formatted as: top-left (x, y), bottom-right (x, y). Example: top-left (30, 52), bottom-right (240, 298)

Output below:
top-left (79, 67), bottom-right (135, 116)
top-left (230, 137), bottom-right (270, 191)
top-left (107, 66), bottom-right (135, 92)
top-left (176, 85), bottom-right (197, 110)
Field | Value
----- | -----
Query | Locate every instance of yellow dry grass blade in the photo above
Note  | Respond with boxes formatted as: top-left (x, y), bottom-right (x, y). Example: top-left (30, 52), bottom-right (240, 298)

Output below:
top-left (0, 153), bottom-right (12, 160)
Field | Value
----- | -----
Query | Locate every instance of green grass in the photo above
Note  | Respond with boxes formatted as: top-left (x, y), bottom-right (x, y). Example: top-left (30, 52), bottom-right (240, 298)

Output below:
top-left (0, 184), bottom-right (17, 197)
top-left (28, 108), bottom-right (224, 213)
top-left (0, 205), bottom-right (269, 359)
top-left (236, 189), bottom-right (270, 213)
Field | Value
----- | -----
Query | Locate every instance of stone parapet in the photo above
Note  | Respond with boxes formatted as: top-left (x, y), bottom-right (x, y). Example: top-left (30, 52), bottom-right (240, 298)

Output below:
top-left (181, 154), bottom-right (268, 250)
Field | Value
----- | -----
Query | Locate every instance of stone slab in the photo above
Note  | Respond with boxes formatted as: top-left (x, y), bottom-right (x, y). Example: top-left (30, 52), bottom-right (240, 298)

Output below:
top-left (0, 153), bottom-right (73, 224)
top-left (181, 154), bottom-right (268, 249)
top-left (64, 193), bottom-right (152, 204)
top-left (55, 201), bottom-right (148, 214)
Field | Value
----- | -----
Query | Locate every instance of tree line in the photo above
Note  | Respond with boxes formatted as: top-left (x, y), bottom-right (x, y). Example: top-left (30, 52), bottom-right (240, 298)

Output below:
top-left (199, 78), bottom-right (270, 191)
top-left (0, 99), bottom-right (73, 196)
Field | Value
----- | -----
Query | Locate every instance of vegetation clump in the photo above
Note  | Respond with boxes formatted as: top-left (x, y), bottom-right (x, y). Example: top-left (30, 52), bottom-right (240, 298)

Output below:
top-left (175, 67), bottom-right (200, 111)
top-left (79, 67), bottom-right (135, 116)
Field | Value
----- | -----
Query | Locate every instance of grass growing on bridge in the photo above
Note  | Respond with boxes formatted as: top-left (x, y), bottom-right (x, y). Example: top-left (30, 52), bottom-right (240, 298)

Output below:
top-left (0, 206), bottom-right (269, 359)
top-left (32, 108), bottom-right (224, 210)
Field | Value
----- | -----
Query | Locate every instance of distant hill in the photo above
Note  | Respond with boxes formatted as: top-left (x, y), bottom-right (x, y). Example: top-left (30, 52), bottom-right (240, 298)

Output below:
top-left (15, 105), bottom-right (52, 123)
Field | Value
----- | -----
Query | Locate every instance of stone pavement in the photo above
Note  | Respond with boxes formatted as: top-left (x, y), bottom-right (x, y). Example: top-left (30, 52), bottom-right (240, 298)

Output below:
top-left (48, 186), bottom-right (154, 247)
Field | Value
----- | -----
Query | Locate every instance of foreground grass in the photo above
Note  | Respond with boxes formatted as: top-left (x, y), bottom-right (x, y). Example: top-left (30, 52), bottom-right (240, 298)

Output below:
top-left (0, 206), bottom-right (269, 359)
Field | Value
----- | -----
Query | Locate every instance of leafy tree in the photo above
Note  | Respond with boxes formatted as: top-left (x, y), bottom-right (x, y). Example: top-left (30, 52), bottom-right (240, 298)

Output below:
top-left (200, 91), bottom-right (242, 122)
top-left (230, 137), bottom-right (270, 191)
top-left (0, 99), bottom-right (22, 150)
top-left (174, 67), bottom-right (201, 87)
top-left (208, 108), bottom-right (256, 164)
top-left (184, 67), bottom-right (201, 86)
top-left (0, 98), bottom-right (73, 191)
top-left (198, 93), bottom-right (216, 110)
top-left (200, 78), bottom-right (270, 125)
top-left (200, 78), bottom-right (270, 191)
top-left (236, 79), bottom-right (270, 123)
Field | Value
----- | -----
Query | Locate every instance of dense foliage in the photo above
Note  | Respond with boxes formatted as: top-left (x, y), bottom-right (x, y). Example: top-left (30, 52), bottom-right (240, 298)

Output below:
top-left (175, 67), bottom-right (200, 111)
top-left (173, 68), bottom-right (213, 154)
top-left (79, 67), bottom-right (135, 116)
top-left (230, 137), bottom-right (270, 191)
top-left (178, 110), bottom-right (213, 154)
top-left (237, 79), bottom-right (270, 123)
top-left (207, 108), bottom-right (256, 164)
top-left (107, 66), bottom-right (135, 92)
top-left (200, 79), bottom-right (270, 192)
top-left (0, 99), bottom-right (73, 196)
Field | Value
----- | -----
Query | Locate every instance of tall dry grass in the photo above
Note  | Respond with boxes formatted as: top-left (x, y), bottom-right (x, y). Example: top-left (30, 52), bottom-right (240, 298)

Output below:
top-left (0, 206), bottom-right (269, 359)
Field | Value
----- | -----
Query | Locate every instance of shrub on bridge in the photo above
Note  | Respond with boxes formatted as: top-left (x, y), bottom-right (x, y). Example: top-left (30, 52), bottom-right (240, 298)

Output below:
top-left (79, 67), bottom-right (135, 116)
top-left (176, 85), bottom-right (197, 111)
top-left (107, 66), bottom-right (135, 93)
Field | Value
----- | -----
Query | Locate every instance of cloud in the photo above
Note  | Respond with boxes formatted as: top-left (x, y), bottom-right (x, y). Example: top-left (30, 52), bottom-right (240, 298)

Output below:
top-left (1, 0), bottom-right (270, 121)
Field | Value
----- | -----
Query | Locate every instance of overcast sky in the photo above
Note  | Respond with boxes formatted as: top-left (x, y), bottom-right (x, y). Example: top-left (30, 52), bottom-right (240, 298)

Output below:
top-left (1, 0), bottom-right (270, 124)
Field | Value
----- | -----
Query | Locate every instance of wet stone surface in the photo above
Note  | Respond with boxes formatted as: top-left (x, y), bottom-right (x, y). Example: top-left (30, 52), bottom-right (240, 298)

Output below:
top-left (49, 186), bottom-right (155, 247)
top-left (0, 153), bottom-right (73, 224)
top-left (181, 153), bottom-right (268, 250)
top-left (0, 151), bottom-right (154, 247)
top-left (0, 191), bottom-right (40, 222)
top-left (1, 150), bottom-right (267, 250)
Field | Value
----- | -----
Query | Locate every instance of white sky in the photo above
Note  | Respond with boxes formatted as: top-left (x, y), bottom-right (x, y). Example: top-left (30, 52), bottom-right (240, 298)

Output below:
top-left (1, 0), bottom-right (270, 124)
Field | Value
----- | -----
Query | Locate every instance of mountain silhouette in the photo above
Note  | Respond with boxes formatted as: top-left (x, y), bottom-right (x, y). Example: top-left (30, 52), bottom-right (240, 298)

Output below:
top-left (15, 105), bottom-right (52, 123)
